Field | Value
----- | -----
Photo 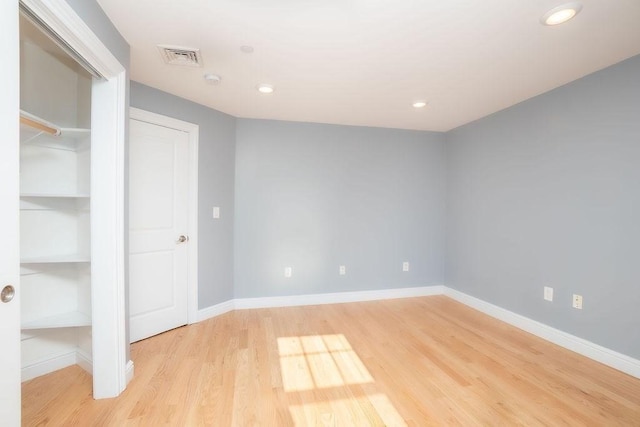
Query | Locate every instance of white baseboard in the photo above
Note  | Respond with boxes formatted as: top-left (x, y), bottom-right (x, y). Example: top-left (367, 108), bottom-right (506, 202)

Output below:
top-left (22, 350), bottom-right (77, 382)
top-left (125, 360), bottom-right (135, 385)
top-left (196, 299), bottom-right (235, 322)
top-left (444, 287), bottom-right (640, 379)
top-left (197, 286), bottom-right (443, 321)
top-left (76, 349), bottom-right (93, 375)
top-left (234, 285), bottom-right (444, 310)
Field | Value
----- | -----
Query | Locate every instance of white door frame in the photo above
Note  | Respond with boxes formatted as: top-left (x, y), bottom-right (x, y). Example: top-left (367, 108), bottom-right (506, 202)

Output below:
top-left (20, 0), bottom-right (129, 399)
top-left (130, 107), bottom-right (199, 325)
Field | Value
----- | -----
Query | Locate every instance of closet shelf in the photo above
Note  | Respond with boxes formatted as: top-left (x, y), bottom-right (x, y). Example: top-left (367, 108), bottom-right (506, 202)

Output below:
top-left (20, 254), bottom-right (91, 264)
top-left (21, 311), bottom-right (91, 330)
top-left (20, 193), bottom-right (90, 199)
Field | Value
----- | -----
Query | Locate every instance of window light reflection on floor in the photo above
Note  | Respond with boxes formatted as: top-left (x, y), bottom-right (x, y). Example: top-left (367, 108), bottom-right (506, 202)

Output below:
top-left (278, 334), bottom-right (407, 426)
top-left (277, 334), bottom-right (374, 392)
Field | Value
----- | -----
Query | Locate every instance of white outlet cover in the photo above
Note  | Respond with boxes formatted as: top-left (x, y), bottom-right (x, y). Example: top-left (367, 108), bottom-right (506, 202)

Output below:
top-left (339, 265), bottom-right (346, 275)
top-left (572, 294), bottom-right (583, 309)
top-left (213, 206), bottom-right (220, 219)
top-left (284, 267), bottom-right (292, 278)
top-left (402, 261), bottom-right (409, 272)
top-left (544, 286), bottom-right (553, 301)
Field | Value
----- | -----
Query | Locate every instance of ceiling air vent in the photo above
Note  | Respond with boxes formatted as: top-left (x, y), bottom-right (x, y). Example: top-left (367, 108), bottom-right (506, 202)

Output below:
top-left (157, 45), bottom-right (203, 67)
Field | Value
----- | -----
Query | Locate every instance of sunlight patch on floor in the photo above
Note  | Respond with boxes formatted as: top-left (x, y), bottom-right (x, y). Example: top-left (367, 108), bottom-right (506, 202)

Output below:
top-left (277, 334), bottom-right (373, 392)
top-left (278, 334), bottom-right (407, 425)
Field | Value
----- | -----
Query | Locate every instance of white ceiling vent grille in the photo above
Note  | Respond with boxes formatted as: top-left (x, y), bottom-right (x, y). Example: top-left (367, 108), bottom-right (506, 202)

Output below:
top-left (157, 45), bottom-right (203, 67)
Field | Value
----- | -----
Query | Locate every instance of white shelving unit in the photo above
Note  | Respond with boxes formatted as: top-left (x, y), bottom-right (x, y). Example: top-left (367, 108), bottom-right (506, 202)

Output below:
top-left (19, 31), bottom-right (94, 381)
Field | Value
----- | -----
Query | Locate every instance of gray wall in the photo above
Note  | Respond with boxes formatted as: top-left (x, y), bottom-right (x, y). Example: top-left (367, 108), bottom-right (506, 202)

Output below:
top-left (445, 55), bottom-right (640, 359)
top-left (130, 82), bottom-right (236, 307)
top-left (234, 119), bottom-right (446, 298)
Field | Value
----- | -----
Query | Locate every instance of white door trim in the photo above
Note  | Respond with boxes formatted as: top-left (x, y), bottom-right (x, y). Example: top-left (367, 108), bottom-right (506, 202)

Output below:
top-left (130, 107), bottom-right (199, 325)
top-left (20, 0), bottom-right (128, 399)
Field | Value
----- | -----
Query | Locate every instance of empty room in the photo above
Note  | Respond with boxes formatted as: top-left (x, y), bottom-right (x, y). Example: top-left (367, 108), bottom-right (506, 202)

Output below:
top-left (2, 0), bottom-right (640, 425)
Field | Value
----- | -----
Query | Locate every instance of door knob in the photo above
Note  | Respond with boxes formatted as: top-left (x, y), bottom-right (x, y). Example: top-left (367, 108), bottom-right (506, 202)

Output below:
top-left (177, 235), bottom-right (189, 243)
top-left (1, 285), bottom-right (15, 303)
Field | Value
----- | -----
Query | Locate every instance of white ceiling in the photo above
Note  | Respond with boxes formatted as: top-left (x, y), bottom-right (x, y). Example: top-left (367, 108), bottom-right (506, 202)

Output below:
top-left (97, 0), bottom-right (640, 132)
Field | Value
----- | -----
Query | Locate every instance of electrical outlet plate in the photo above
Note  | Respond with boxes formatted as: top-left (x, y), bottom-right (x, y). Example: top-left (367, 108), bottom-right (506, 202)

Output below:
top-left (572, 294), bottom-right (583, 309)
top-left (544, 286), bottom-right (553, 301)
top-left (339, 265), bottom-right (346, 275)
top-left (402, 261), bottom-right (409, 272)
top-left (284, 267), bottom-right (292, 278)
top-left (212, 206), bottom-right (220, 219)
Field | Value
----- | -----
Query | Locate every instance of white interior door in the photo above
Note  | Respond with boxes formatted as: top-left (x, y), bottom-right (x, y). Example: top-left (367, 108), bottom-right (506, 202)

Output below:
top-left (129, 119), bottom-right (190, 342)
top-left (0, 1), bottom-right (21, 424)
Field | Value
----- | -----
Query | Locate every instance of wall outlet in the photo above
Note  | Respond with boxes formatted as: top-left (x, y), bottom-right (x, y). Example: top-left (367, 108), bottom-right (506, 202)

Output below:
top-left (212, 206), bottom-right (220, 219)
top-left (572, 294), bottom-right (583, 309)
top-left (339, 265), bottom-right (346, 275)
top-left (402, 261), bottom-right (409, 272)
top-left (284, 267), bottom-right (292, 278)
top-left (544, 286), bottom-right (553, 302)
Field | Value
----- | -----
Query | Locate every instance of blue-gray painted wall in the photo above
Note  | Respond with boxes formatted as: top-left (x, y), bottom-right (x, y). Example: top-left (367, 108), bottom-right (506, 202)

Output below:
top-left (234, 119), bottom-right (446, 298)
top-left (130, 82), bottom-right (236, 308)
top-left (445, 55), bottom-right (640, 359)
top-left (128, 45), bottom-right (639, 360)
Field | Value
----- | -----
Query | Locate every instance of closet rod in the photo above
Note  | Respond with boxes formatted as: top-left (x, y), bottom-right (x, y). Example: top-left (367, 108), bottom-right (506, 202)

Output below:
top-left (20, 111), bottom-right (61, 136)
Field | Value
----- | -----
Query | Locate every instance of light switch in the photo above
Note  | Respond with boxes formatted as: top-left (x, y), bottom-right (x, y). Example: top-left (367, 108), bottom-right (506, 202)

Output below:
top-left (213, 206), bottom-right (220, 219)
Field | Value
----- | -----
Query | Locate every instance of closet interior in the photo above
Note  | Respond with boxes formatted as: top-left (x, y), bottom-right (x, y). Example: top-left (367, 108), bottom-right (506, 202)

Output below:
top-left (19, 13), bottom-right (95, 382)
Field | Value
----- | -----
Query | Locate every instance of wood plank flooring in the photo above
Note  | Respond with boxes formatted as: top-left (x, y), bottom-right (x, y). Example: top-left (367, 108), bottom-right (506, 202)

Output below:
top-left (22, 296), bottom-right (640, 426)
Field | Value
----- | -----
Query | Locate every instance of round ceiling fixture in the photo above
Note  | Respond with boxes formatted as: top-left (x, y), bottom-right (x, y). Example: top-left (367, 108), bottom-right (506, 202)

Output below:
top-left (412, 101), bottom-right (428, 108)
top-left (541, 3), bottom-right (582, 26)
top-left (257, 84), bottom-right (274, 94)
top-left (203, 73), bottom-right (221, 84)
top-left (240, 45), bottom-right (254, 53)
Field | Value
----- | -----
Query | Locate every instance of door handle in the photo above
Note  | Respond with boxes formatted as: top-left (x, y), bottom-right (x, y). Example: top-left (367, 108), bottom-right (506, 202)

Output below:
top-left (1, 285), bottom-right (15, 303)
top-left (177, 235), bottom-right (189, 243)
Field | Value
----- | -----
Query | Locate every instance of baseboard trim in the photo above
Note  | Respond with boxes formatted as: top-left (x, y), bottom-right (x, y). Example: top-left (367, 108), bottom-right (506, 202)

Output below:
top-left (76, 350), bottom-right (93, 375)
top-left (444, 287), bottom-right (640, 379)
top-left (234, 285), bottom-right (444, 310)
top-left (22, 350), bottom-right (77, 382)
top-left (197, 299), bottom-right (235, 322)
top-left (125, 360), bottom-right (135, 385)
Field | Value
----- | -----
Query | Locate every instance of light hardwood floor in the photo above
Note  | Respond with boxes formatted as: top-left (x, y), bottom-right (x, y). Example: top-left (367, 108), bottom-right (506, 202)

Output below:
top-left (22, 296), bottom-right (640, 426)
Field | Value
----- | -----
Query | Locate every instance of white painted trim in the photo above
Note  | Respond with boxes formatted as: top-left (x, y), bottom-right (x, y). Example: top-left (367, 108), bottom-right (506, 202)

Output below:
top-left (91, 72), bottom-right (128, 399)
top-left (20, 0), bottom-right (125, 77)
top-left (129, 107), bottom-right (200, 325)
top-left (235, 285), bottom-right (444, 310)
top-left (197, 300), bottom-right (235, 322)
top-left (198, 286), bottom-right (443, 320)
top-left (21, 351), bottom-right (77, 382)
top-left (125, 360), bottom-right (135, 385)
top-left (444, 287), bottom-right (640, 380)
top-left (76, 350), bottom-right (93, 375)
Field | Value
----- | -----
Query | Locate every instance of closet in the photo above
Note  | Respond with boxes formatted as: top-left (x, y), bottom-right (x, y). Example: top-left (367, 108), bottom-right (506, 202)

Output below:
top-left (19, 14), bottom-right (94, 381)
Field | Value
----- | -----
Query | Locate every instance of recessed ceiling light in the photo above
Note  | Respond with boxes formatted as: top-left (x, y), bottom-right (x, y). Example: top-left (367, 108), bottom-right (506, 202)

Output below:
top-left (541, 2), bottom-right (582, 26)
top-left (412, 101), bottom-right (428, 108)
top-left (240, 45), bottom-right (254, 53)
top-left (203, 73), bottom-right (221, 84)
top-left (257, 84), bottom-right (274, 94)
